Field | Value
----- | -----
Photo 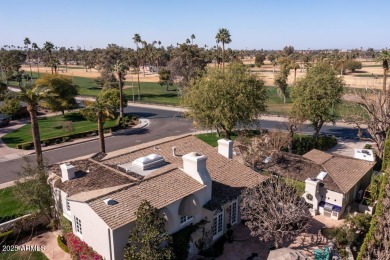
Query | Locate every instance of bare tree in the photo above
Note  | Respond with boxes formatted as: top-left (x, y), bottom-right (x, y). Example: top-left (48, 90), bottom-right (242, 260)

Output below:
top-left (240, 178), bottom-right (311, 248)
top-left (347, 88), bottom-right (390, 159)
top-left (236, 130), bottom-right (290, 169)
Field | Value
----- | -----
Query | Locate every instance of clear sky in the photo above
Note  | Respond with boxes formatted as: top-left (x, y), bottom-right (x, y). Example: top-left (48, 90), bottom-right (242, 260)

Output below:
top-left (1, 0), bottom-right (389, 50)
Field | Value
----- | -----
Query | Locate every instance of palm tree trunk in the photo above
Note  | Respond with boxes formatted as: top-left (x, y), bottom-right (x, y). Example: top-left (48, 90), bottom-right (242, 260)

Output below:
top-left (28, 106), bottom-right (43, 165)
top-left (118, 72), bottom-right (124, 118)
top-left (98, 116), bottom-right (105, 153)
top-left (222, 43), bottom-right (225, 69)
top-left (137, 70), bottom-right (141, 101)
top-left (294, 69), bottom-right (297, 85)
top-left (383, 68), bottom-right (388, 93)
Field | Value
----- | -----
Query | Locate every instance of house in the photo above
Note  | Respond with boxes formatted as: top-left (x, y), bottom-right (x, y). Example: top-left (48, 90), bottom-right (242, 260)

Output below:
top-left (259, 149), bottom-right (375, 220)
top-left (48, 134), bottom-right (267, 260)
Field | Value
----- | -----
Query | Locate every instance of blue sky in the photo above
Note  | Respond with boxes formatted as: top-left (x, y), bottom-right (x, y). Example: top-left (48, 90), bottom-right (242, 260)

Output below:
top-left (1, 0), bottom-right (389, 50)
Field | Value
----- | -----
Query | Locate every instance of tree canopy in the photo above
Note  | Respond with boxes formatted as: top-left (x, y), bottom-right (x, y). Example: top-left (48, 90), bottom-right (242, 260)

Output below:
top-left (291, 62), bottom-right (345, 138)
top-left (182, 62), bottom-right (268, 139)
top-left (35, 74), bottom-right (79, 115)
top-left (124, 200), bottom-right (172, 260)
top-left (96, 87), bottom-right (127, 112)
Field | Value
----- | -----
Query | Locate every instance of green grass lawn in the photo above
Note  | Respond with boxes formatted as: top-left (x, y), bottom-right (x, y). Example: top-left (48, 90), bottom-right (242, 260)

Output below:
top-left (1, 112), bottom-right (117, 148)
top-left (354, 74), bottom-right (383, 78)
top-left (0, 187), bottom-right (36, 224)
top-left (0, 251), bottom-right (48, 260)
top-left (196, 133), bottom-right (238, 147)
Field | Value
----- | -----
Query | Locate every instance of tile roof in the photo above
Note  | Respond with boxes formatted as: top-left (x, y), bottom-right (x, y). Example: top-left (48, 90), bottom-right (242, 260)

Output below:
top-left (259, 152), bottom-right (342, 193)
top-left (283, 149), bottom-right (374, 193)
top-left (87, 167), bottom-right (205, 229)
top-left (50, 159), bottom-right (136, 196)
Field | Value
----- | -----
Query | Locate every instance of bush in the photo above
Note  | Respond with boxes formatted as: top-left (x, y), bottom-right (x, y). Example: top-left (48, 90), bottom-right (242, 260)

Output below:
top-left (65, 233), bottom-right (103, 260)
top-left (62, 136), bottom-right (71, 142)
top-left (364, 144), bottom-right (372, 149)
top-left (55, 139), bottom-right (62, 144)
top-left (345, 60), bottom-right (362, 72)
top-left (292, 134), bottom-right (337, 155)
top-left (57, 235), bottom-right (69, 253)
top-left (21, 143), bottom-right (32, 150)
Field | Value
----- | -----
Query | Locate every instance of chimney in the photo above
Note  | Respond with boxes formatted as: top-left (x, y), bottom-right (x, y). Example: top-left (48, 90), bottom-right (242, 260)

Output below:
top-left (304, 178), bottom-right (322, 216)
top-left (217, 139), bottom-right (233, 159)
top-left (182, 152), bottom-right (212, 202)
top-left (60, 163), bottom-right (76, 182)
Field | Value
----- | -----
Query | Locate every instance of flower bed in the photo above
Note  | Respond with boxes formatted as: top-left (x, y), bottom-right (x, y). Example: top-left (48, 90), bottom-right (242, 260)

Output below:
top-left (65, 233), bottom-right (102, 260)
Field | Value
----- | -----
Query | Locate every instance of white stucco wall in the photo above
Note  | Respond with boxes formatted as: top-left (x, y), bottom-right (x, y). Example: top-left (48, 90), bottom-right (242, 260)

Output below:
top-left (68, 201), bottom-right (112, 260)
top-left (319, 187), bottom-right (344, 207)
top-left (60, 190), bottom-right (71, 221)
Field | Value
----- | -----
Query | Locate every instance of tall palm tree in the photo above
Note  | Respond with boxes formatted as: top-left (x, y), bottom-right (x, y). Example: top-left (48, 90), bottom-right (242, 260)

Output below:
top-left (43, 41), bottom-right (55, 73)
top-left (215, 28), bottom-right (232, 68)
top-left (18, 85), bottom-right (51, 165)
top-left (290, 62), bottom-right (300, 85)
top-left (376, 50), bottom-right (390, 93)
top-left (191, 34), bottom-right (196, 45)
top-left (133, 33), bottom-right (142, 100)
top-left (81, 101), bottom-right (115, 153)
top-left (114, 60), bottom-right (129, 118)
top-left (32, 43), bottom-right (40, 77)
top-left (23, 37), bottom-right (33, 78)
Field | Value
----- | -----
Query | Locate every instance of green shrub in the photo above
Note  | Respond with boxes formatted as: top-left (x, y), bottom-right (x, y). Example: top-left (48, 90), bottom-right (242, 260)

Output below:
top-left (57, 235), bottom-right (69, 253)
top-left (55, 139), bottom-right (62, 144)
top-left (21, 143), bottom-right (33, 150)
top-left (171, 224), bottom-right (195, 260)
top-left (16, 144), bottom-right (22, 149)
top-left (364, 144), bottom-right (372, 149)
top-left (43, 140), bottom-right (51, 146)
top-left (292, 135), bottom-right (337, 155)
top-left (62, 136), bottom-right (71, 142)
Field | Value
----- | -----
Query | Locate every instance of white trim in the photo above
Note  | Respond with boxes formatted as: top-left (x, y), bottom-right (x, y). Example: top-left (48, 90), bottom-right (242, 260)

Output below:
top-left (212, 208), bottom-right (224, 240)
top-left (180, 215), bottom-right (193, 226)
top-left (230, 199), bottom-right (238, 225)
top-left (74, 216), bottom-right (83, 236)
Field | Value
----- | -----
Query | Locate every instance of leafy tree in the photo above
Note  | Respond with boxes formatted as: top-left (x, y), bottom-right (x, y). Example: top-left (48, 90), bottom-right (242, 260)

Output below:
top-left (124, 200), bottom-right (172, 260)
top-left (274, 57), bottom-right (291, 103)
top-left (215, 28), bottom-right (232, 68)
top-left (13, 157), bottom-right (53, 222)
top-left (96, 87), bottom-right (127, 112)
top-left (0, 96), bottom-right (21, 116)
top-left (35, 74), bottom-right (79, 116)
top-left (191, 34), bottom-right (196, 45)
top-left (0, 50), bottom-right (26, 81)
top-left (96, 44), bottom-right (124, 86)
top-left (345, 60), bottom-right (362, 72)
top-left (167, 43), bottom-right (207, 90)
top-left (254, 53), bottom-right (266, 67)
top-left (0, 82), bottom-right (7, 100)
top-left (283, 45), bottom-right (295, 56)
top-left (17, 84), bottom-right (52, 165)
top-left (241, 178), bottom-right (311, 248)
top-left (81, 100), bottom-right (115, 153)
top-left (182, 62), bottom-right (268, 139)
top-left (158, 68), bottom-right (173, 91)
top-left (291, 62), bottom-right (345, 139)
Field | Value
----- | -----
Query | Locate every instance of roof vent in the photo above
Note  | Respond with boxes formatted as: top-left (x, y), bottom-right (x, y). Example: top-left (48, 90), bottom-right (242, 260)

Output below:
top-left (263, 157), bottom-right (272, 164)
top-left (316, 171), bottom-right (328, 181)
top-left (103, 198), bottom-right (118, 206)
top-left (60, 163), bottom-right (76, 182)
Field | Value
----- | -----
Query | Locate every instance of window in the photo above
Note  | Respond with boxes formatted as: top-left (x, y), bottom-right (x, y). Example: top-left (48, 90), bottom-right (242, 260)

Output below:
top-left (230, 200), bottom-right (238, 225)
top-left (74, 216), bottom-right (82, 235)
top-left (212, 207), bottom-right (224, 239)
top-left (180, 216), bottom-right (193, 225)
top-left (66, 200), bottom-right (70, 212)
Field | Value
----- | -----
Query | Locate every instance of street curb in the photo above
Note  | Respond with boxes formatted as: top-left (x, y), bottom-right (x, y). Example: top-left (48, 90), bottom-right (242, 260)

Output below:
top-left (28, 119), bottom-right (149, 155)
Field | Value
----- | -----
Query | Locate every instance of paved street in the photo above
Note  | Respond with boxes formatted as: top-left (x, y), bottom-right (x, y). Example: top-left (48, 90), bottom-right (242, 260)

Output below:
top-left (0, 103), bottom-right (366, 185)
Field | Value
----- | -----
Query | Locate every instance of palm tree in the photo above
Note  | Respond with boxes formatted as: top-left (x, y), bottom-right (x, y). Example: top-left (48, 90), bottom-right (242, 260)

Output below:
top-left (133, 34), bottom-right (142, 100)
top-left (191, 34), bottom-right (196, 45)
top-left (24, 37), bottom-right (33, 78)
top-left (32, 43), bottom-right (40, 77)
top-left (215, 28), bottom-right (232, 68)
top-left (18, 85), bottom-right (51, 165)
top-left (114, 60), bottom-right (129, 118)
top-left (290, 62), bottom-right (300, 84)
top-left (43, 41), bottom-right (55, 73)
top-left (81, 101), bottom-right (115, 153)
top-left (376, 50), bottom-right (390, 93)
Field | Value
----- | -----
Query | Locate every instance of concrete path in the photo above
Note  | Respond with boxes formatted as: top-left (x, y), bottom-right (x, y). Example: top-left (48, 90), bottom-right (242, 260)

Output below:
top-left (21, 230), bottom-right (71, 260)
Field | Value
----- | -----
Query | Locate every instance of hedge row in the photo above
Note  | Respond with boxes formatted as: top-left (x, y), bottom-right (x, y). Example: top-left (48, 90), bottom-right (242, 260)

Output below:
top-left (357, 130), bottom-right (390, 259)
top-left (289, 134), bottom-right (338, 155)
top-left (16, 125), bottom-right (122, 150)
top-left (57, 235), bottom-right (69, 253)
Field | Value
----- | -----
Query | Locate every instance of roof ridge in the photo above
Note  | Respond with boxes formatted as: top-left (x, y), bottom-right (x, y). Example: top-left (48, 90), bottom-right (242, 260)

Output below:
top-left (85, 183), bottom-right (137, 203)
top-left (88, 158), bottom-right (139, 182)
